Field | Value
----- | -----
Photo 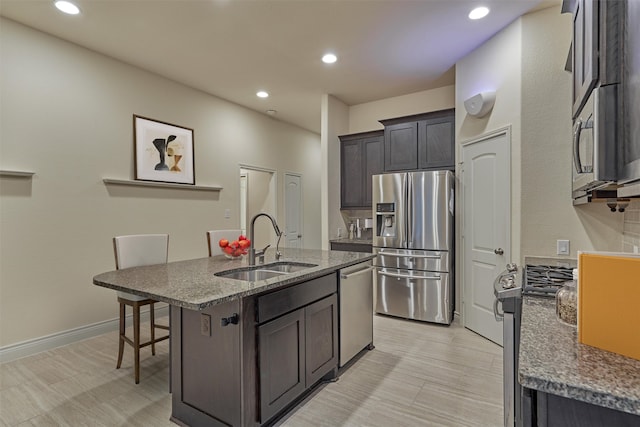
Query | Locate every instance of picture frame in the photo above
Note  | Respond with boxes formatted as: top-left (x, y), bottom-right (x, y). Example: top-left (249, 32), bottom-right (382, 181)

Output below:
top-left (133, 115), bottom-right (195, 185)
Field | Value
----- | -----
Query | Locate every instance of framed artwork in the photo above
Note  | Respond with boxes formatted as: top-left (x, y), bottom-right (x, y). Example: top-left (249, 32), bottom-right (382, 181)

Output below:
top-left (134, 115), bottom-right (195, 185)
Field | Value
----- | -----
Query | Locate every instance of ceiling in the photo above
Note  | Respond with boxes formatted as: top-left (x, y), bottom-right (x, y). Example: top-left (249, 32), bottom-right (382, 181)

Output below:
top-left (0, 0), bottom-right (558, 134)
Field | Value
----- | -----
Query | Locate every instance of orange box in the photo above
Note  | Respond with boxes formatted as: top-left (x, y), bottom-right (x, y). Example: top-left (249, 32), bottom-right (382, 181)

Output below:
top-left (578, 252), bottom-right (640, 361)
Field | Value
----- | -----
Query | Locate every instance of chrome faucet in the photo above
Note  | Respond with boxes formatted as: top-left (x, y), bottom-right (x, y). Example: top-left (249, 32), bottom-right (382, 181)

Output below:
top-left (249, 213), bottom-right (283, 265)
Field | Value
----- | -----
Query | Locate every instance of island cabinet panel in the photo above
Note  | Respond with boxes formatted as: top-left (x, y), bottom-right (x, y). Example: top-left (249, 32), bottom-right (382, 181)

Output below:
top-left (258, 309), bottom-right (305, 423)
top-left (533, 390), bottom-right (640, 427)
top-left (171, 299), bottom-right (241, 427)
top-left (257, 274), bottom-right (339, 424)
top-left (305, 294), bottom-right (338, 386)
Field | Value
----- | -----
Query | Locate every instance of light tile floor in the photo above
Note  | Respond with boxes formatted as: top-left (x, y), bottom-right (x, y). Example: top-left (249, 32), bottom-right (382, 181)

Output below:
top-left (0, 315), bottom-right (502, 427)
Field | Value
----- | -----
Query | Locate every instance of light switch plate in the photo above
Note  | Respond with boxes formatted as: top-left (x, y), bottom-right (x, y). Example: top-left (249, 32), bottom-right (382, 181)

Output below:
top-left (224, 209), bottom-right (231, 219)
top-left (557, 239), bottom-right (570, 255)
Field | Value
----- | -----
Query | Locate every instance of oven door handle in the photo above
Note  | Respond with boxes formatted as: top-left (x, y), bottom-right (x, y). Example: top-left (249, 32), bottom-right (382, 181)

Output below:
top-left (494, 298), bottom-right (504, 321)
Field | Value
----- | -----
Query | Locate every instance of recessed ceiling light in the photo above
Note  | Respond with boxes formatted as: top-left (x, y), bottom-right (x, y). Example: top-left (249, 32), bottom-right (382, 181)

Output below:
top-left (54, 0), bottom-right (80, 15)
top-left (469, 6), bottom-right (489, 20)
top-left (256, 91), bottom-right (269, 98)
top-left (322, 53), bottom-right (337, 64)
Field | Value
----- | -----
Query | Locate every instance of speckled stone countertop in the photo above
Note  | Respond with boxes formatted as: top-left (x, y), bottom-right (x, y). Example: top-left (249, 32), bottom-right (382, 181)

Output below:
top-left (93, 248), bottom-right (375, 311)
top-left (519, 296), bottom-right (640, 416)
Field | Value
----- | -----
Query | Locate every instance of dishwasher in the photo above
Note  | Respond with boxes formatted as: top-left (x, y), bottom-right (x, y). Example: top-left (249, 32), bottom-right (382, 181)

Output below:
top-left (339, 260), bottom-right (374, 367)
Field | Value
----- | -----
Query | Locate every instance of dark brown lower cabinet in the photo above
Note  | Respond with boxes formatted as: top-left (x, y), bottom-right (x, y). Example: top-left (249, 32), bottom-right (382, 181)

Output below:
top-left (259, 308), bottom-right (305, 423)
top-left (171, 299), bottom-right (241, 427)
top-left (259, 293), bottom-right (338, 424)
top-left (170, 274), bottom-right (339, 427)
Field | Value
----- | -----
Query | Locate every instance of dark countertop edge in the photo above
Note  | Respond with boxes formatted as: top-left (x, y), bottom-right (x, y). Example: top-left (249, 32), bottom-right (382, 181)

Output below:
top-left (93, 251), bottom-right (376, 311)
top-left (519, 296), bottom-right (640, 416)
top-left (329, 238), bottom-right (373, 245)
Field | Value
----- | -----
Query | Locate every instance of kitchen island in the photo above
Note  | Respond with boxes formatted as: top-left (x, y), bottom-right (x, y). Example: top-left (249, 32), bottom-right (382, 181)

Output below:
top-left (519, 296), bottom-right (640, 425)
top-left (93, 249), bottom-right (376, 427)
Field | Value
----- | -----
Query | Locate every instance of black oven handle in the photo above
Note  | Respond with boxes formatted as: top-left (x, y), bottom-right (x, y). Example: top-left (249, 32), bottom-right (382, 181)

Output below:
top-left (573, 118), bottom-right (584, 174)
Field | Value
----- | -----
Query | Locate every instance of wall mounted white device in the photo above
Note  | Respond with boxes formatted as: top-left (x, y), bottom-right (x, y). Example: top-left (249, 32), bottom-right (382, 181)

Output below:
top-left (464, 91), bottom-right (496, 117)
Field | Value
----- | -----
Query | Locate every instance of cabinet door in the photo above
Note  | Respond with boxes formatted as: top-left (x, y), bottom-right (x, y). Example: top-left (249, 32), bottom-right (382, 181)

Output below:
top-left (341, 139), bottom-right (364, 208)
top-left (305, 294), bottom-right (338, 386)
top-left (418, 115), bottom-right (455, 170)
top-left (572, 0), bottom-right (599, 117)
top-left (363, 135), bottom-right (384, 206)
top-left (259, 308), bottom-right (305, 423)
top-left (173, 300), bottom-right (241, 427)
top-left (384, 122), bottom-right (418, 171)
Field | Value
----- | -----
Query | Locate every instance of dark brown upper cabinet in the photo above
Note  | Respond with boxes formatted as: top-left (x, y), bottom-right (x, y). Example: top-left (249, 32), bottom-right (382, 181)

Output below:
top-left (339, 130), bottom-right (384, 209)
top-left (380, 109), bottom-right (455, 172)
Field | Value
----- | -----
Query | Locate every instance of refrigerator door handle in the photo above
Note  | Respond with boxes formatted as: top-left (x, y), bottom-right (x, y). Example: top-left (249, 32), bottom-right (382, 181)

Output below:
top-left (407, 173), bottom-right (413, 248)
top-left (378, 252), bottom-right (441, 259)
top-left (378, 270), bottom-right (442, 280)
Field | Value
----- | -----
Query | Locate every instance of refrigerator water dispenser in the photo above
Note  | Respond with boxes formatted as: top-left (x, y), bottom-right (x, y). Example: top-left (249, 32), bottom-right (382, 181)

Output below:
top-left (376, 203), bottom-right (396, 237)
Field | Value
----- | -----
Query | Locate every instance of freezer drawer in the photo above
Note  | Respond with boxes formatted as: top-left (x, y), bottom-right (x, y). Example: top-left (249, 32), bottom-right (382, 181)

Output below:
top-left (375, 268), bottom-right (452, 324)
top-left (374, 248), bottom-right (449, 273)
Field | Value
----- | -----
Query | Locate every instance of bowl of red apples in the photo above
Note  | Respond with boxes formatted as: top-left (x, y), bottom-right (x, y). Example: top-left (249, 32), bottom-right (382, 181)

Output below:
top-left (219, 234), bottom-right (251, 259)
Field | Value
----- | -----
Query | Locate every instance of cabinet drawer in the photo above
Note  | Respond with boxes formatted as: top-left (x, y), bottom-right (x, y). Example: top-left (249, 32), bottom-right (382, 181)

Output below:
top-left (257, 274), bottom-right (337, 323)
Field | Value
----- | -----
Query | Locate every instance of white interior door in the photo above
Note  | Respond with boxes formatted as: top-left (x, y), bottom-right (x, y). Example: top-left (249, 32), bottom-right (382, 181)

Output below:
top-left (462, 128), bottom-right (511, 345)
top-left (240, 167), bottom-right (277, 249)
top-left (284, 173), bottom-right (303, 249)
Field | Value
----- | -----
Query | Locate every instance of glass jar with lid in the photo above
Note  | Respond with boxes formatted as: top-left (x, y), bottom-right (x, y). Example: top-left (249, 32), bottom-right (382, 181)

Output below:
top-left (556, 269), bottom-right (578, 325)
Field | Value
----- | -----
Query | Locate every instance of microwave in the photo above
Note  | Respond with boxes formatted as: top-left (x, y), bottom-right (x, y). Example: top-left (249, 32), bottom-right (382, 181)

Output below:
top-left (572, 85), bottom-right (619, 201)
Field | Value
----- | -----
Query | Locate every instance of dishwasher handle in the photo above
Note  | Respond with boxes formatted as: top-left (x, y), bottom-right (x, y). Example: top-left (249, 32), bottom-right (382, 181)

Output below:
top-left (340, 266), bottom-right (374, 280)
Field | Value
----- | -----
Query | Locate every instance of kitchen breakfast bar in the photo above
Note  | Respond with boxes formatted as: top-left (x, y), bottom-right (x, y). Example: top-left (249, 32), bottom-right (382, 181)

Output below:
top-left (93, 249), bottom-right (375, 427)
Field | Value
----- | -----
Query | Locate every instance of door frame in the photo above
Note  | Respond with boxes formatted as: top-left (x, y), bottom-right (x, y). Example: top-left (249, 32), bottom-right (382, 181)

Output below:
top-left (284, 171), bottom-right (304, 249)
top-left (239, 164), bottom-right (278, 244)
top-left (459, 125), bottom-right (512, 330)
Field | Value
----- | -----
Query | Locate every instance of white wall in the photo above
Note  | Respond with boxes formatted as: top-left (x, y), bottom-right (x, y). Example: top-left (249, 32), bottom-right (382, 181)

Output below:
top-left (456, 5), bottom-right (623, 278)
top-left (520, 6), bottom-right (623, 257)
top-left (321, 94), bottom-right (349, 248)
top-left (348, 85), bottom-right (456, 134)
top-left (0, 19), bottom-right (321, 347)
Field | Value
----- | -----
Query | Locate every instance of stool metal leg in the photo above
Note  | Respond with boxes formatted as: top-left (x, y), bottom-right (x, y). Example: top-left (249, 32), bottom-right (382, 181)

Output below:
top-left (116, 301), bottom-right (125, 369)
top-left (150, 302), bottom-right (156, 356)
top-left (133, 301), bottom-right (141, 384)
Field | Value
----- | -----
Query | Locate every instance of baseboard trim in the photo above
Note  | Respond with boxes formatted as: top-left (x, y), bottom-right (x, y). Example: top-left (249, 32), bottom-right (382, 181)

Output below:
top-left (0, 305), bottom-right (169, 363)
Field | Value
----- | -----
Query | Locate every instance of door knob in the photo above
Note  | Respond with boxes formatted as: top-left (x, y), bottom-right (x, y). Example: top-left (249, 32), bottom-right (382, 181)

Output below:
top-left (494, 248), bottom-right (504, 255)
top-left (297, 234), bottom-right (302, 238)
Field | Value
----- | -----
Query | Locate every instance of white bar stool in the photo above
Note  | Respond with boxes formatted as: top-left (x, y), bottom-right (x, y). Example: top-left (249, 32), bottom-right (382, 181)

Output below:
top-left (113, 234), bottom-right (170, 384)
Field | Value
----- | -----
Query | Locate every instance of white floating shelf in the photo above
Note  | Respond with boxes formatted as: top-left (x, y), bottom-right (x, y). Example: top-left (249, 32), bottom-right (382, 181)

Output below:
top-left (103, 178), bottom-right (222, 192)
top-left (0, 170), bottom-right (35, 178)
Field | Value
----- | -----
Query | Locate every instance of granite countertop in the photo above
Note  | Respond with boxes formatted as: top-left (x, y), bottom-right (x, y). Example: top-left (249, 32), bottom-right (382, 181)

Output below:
top-left (329, 238), bottom-right (373, 245)
top-left (519, 296), bottom-right (640, 416)
top-left (93, 248), bottom-right (375, 311)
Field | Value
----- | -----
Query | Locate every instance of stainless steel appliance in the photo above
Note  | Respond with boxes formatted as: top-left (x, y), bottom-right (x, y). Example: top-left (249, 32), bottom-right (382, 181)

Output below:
top-left (339, 261), bottom-right (374, 367)
top-left (570, 0), bottom-right (640, 202)
top-left (494, 262), bottom-right (574, 426)
top-left (372, 170), bottom-right (454, 324)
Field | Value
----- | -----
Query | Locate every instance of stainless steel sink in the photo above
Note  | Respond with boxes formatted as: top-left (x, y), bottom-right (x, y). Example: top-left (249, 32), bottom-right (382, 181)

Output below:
top-left (217, 269), bottom-right (287, 281)
top-left (260, 262), bottom-right (317, 273)
top-left (214, 262), bottom-right (318, 282)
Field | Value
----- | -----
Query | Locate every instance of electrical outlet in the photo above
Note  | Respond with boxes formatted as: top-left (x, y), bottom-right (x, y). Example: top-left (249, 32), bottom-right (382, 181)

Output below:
top-left (201, 314), bottom-right (211, 336)
top-left (557, 239), bottom-right (570, 255)
top-left (224, 209), bottom-right (231, 219)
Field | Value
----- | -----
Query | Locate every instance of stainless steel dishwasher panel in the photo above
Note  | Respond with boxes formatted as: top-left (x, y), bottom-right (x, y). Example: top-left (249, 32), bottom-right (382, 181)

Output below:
top-left (339, 261), bottom-right (374, 367)
top-left (376, 268), bottom-right (452, 324)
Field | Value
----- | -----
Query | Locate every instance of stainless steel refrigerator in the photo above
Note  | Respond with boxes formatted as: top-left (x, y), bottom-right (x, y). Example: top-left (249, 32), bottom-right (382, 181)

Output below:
top-left (372, 170), bottom-right (454, 324)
